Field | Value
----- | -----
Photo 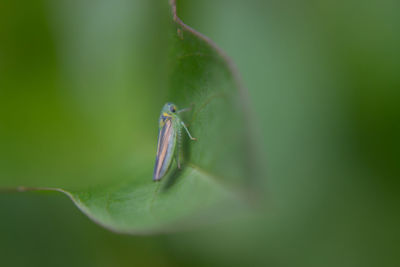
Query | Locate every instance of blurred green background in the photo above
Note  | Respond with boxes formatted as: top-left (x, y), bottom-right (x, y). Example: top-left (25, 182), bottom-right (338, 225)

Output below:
top-left (1, 0), bottom-right (399, 266)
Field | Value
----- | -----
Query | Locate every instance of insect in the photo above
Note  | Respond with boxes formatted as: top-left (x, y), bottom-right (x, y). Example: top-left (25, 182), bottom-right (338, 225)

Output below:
top-left (153, 102), bottom-right (197, 181)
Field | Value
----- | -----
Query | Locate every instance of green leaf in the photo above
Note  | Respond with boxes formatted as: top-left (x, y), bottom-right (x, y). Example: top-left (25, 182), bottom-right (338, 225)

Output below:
top-left (0, 0), bottom-right (260, 233)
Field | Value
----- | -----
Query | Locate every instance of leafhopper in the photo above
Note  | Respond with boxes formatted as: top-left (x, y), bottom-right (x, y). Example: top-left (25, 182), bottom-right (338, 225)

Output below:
top-left (153, 102), bottom-right (196, 181)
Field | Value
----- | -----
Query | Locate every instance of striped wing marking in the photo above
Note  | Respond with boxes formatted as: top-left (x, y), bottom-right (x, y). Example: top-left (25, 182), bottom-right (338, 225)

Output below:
top-left (153, 118), bottom-right (176, 181)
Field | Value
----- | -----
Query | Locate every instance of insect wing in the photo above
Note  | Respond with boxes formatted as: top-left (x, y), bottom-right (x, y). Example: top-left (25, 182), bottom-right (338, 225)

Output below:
top-left (153, 117), bottom-right (176, 181)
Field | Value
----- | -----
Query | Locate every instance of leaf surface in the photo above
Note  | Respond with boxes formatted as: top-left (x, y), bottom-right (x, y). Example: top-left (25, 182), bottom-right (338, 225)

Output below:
top-left (0, 0), bottom-right (259, 233)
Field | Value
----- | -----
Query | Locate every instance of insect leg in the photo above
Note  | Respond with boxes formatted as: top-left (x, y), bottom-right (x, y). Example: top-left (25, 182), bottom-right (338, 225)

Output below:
top-left (180, 121), bottom-right (197, 140)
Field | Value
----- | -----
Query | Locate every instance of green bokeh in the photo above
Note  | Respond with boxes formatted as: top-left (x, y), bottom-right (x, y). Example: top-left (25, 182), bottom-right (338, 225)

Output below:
top-left (0, 0), bottom-right (171, 188)
top-left (1, 0), bottom-right (399, 266)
